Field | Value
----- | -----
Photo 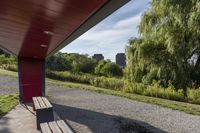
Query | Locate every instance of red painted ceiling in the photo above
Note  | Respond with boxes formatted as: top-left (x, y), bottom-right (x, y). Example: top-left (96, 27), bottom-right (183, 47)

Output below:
top-left (0, 0), bottom-right (110, 59)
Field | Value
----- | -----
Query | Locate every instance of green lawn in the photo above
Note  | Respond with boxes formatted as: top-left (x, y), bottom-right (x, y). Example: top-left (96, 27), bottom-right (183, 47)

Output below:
top-left (0, 94), bottom-right (18, 118)
top-left (1, 69), bottom-right (200, 116)
top-left (0, 69), bottom-right (17, 78)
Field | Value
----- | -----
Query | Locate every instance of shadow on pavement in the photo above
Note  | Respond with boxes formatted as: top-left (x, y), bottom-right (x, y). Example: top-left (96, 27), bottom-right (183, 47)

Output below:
top-left (0, 116), bottom-right (11, 133)
top-left (52, 103), bottom-right (167, 133)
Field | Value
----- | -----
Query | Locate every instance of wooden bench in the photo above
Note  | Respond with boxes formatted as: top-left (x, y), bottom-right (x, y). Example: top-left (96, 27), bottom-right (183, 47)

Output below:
top-left (40, 120), bottom-right (73, 133)
top-left (33, 97), bottom-right (54, 129)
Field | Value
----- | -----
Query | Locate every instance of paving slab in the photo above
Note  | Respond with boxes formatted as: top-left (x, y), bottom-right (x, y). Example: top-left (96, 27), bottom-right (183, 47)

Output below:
top-left (0, 104), bottom-right (40, 133)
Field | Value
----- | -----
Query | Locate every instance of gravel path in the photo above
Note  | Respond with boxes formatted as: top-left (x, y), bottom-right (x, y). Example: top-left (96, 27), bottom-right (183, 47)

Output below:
top-left (0, 75), bottom-right (18, 94)
top-left (1, 74), bottom-right (200, 133)
top-left (47, 88), bottom-right (200, 133)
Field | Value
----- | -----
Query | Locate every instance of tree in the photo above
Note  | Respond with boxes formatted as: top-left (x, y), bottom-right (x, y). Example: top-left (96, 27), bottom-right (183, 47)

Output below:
top-left (95, 60), bottom-right (123, 77)
top-left (46, 52), bottom-right (72, 71)
top-left (126, 0), bottom-right (200, 92)
top-left (46, 52), bottom-right (97, 73)
top-left (68, 53), bottom-right (97, 73)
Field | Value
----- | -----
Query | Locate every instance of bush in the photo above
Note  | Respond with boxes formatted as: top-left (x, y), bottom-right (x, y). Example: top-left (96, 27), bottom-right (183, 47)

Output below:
top-left (46, 53), bottom-right (72, 71)
top-left (46, 71), bottom-right (92, 84)
top-left (2, 64), bottom-right (18, 72)
top-left (124, 80), bottom-right (186, 102)
top-left (143, 81), bottom-right (185, 102)
top-left (188, 89), bottom-right (200, 104)
top-left (95, 60), bottom-right (123, 77)
top-left (0, 55), bottom-right (16, 65)
top-left (124, 82), bottom-right (146, 95)
top-left (45, 71), bottom-right (200, 105)
top-left (0, 55), bottom-right (17, 72)
top-left (90, 77), bottom-right (124, 91)
top-left (46, 71), bottom-right (124, 91)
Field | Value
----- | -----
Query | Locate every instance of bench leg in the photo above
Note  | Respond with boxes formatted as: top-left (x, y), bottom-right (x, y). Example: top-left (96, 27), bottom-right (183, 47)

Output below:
top-left (36, 108), bottom-right (54, 130)
top-left (33, 102), bottom-right (35, 111)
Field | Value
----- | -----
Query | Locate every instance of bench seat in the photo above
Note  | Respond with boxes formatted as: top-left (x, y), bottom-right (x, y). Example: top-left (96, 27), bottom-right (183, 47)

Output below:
top-left (40, 120), bottom-right (73, 133)
top-left (33, 97), bottom-right (53, 110)
top-left (33, 97), bottom-right (54, 129)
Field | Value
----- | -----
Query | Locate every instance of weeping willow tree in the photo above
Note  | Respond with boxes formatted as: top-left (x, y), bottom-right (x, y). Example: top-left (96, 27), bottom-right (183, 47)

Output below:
top-left (126, 0), bottom-right (200, 90)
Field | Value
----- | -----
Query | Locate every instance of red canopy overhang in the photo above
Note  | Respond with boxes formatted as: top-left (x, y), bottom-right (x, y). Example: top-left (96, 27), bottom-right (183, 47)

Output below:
top-left (0, 0), bottom-right (129, 102)
top-left (0, 0), bottom-right (129, 59)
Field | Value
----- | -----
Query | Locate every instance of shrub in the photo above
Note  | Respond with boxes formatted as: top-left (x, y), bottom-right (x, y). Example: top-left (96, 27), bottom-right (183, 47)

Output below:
top-left (0, 55), bottom-right (16, 65)
top-left (45, 71), bottom-right (200, 105)
top-left (188, 89), bottom-right (200, 104)
top-left (124, 82), bottom-right (146, 95)
top-left (143, 81), bottom-right (185, 102)
top-left (46, 71), bottom-right (124, 91)
top-left (95, 60), bottom-right (123, 77)
top-left (90, 77), bottom-right (124, 91)
top-left (46, 53), bottom-right (72, 71)
top-left (124, 80), bottom-right (185, 102)
top-left (5, 65), bottom-right (18, 72)
top-left (46, 71), bottom-right (92, 84)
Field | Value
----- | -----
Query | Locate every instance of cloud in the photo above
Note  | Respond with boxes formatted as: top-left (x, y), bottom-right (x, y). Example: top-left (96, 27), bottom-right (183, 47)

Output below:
top-left (61, 0), bottom-right (151, 61)
top-left (114, 14), bottom-right (141, 29)
top-left (76, 13), bottom-right (142, 47)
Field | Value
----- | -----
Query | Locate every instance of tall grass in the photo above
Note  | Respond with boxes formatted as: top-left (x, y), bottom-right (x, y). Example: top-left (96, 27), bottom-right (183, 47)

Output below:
top-left (46, 71), bottom-right (124, 90)
top-left (188, 89), bottom-right (200, 104)
top-left (46, 71), bottom-right (200, 105)
top-left (46, 71), bottom-right (92, 84)
top-left (0, 64), bottom-right (18, 72)
top-left (90, 77), bottom-right (124, 91)
top-left (125, 81), bottom-right (185, 102)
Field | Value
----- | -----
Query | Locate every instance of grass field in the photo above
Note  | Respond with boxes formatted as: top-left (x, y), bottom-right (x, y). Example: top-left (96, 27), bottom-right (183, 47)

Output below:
top-left (1, 69), bottom-right (200, 116)
top-left (0, 94), bottom-right (18, 118)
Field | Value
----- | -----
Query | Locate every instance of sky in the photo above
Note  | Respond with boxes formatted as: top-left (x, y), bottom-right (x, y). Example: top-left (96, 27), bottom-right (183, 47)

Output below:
top-left (60, 0), bottom-right (151, 61)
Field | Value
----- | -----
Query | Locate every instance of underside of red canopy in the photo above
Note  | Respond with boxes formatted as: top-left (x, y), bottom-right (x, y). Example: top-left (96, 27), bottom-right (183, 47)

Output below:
top-left (0, 0), bottom-right (129, 102)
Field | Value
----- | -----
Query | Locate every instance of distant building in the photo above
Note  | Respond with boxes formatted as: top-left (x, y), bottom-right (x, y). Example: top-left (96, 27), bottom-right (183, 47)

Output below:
top-left (92, 54), bottom-right (104, 61)
top-left (116, 53), bottom-right (126, 68)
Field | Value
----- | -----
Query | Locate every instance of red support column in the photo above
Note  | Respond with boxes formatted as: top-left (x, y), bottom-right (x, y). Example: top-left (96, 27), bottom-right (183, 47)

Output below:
top-left (18, 57), bottom-right (45, 103)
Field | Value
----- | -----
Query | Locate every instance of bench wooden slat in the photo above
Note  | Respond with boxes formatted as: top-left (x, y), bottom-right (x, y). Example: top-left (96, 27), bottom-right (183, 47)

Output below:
top-left (49, 121), bottom-right (62, 133)
top-left (33, 97), bottom-right (40, 110)
top-left (33, 97), bottom-right (54, 129)
top-left (57, 120), bottom-right (73, 133)
top-left (42, 97), bottom-right (53, 108)
top-left (41, 120), bottom-right (73, 133)
top-left (38, 97), bottom-right (46, 109)
top-left (40, 122), bottom-right (52, 133)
